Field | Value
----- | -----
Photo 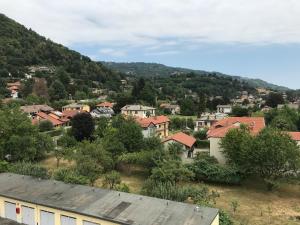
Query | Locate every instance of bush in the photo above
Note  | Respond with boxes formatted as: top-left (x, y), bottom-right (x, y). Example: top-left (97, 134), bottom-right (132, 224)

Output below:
top-left (195, 140), bottom-right (210, 148)
top-left (45, 129), bottom-right (63, 137)
top-left (194, 129), bottom-right (208, 140)
top-left (188, 158), bottom-right (241, 185)
top-left (0, 161), bottom-right (9, 173)
top-left (53, 168), bottom-right (89, 185)
top-left (115, 183), bottom-right (130, 193)
top-left (38, 120), bottom-right (53, 132)
top-left (219, 210), bottom-right (234, 225)
top-left (9, 162), bottom-right (49, 179)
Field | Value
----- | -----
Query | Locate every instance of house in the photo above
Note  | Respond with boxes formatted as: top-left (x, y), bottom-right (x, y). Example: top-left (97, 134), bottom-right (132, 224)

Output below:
top-left (121, 105), bottom-right (156, 118)
top-left (136, 115), bottom-right (170, 138)
top-left (207, 117), bottom-right (265, 164)
top-left (162, 132), bottom-right (197, 158)
top-left (6, 81), bottom-right (21, 99)
top-left (96, 102), bottom-right (114, 108)
top-left (194, 113), bottom-right (228, 131)
top-left (61, 110), bottom-right (84, 120)
top-left (62, 103), bottom-right (90, 112)
top-left (288, 132), bottom-right (300, 145)
top-left (90, 107), bottom-right (115, 118)
top-left (0, 173), bottom-right (219, 225)
top-left (160, 103), bottom-right (180, 115)
top-left (216, 105), bottom-right (232, 114)
top-left (32, 112), bottom-right (68, 127)
top-left (20, 105), bottom-right (54, 117)
top-left (277, 103), bottom-right (300, 110)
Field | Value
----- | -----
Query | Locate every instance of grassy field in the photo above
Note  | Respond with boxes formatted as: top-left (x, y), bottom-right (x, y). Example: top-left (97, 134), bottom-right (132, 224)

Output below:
top-left (40, 156), bottom-right (300, 225)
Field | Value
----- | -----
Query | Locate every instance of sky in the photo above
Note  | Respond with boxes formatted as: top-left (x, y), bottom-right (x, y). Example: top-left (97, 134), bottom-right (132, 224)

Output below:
top-left (1, 0), bottom-right (300, 89)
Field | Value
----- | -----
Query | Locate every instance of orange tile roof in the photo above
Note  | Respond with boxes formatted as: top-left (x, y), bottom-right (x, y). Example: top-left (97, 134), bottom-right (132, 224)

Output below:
top-left (136, 115), bottom-right (170, 128)
top-left (36, 112), bottom-right (65, 126)
top-left (61, 110), bottom-right (83, 119)
top-left (288, 132), bottom-right (300, 141)
top-left (97, 102), bottom-right (114, 108)
top-left (163, 132), bottom-right (196, 148)
top-left (208, 117), bottom-right (265, 138)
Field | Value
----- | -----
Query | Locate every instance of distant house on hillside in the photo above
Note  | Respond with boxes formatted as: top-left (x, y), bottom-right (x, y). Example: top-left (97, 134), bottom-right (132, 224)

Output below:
top-left (194, 113), bottom-right (228, 131)
top-left (160, 103), bottom-right (180, 115)
top-left (207, 117), bottom-right (265, 164)
top-left (217, 105), bottom-right (232, 114)
top-left (136, 115), bottom-right (170, 138)
top-left (32, 112), bottom-right (68, 127)
top-left (6, 81), bottom-right (21, 99)
top-left (121, 105), bottom-right (156, 118)
top-left (96, 101), bottom-right (114, 109)
top-left (62, 103), bottom-right (90, 112)
top-left (162, 132), bottom-right (196, 159)
top-left (90, 107), bottom-right (115, 118)
top-left (20, 105), bottom-right (54, 117)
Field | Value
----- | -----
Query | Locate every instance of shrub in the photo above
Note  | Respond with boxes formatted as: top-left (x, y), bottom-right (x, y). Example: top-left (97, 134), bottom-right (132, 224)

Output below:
top-left (115, 183), bottom-right (130, 193)
top-left (103, 171), bottom-right (121, 189)
top-left (53, 168), bottom-right (89, 185)
top-left (188, 158), bottom-right (241, 185)
top-left (219, 210), bottom-right (234, 225)
top-left (9, 162), bottom-right (49, 179)
top-left (38, 120), bottom-right (53, 132)
top-left (0, 161), bottom-right (9, 173)
top-left (195, 140), bottom-right (210, 148)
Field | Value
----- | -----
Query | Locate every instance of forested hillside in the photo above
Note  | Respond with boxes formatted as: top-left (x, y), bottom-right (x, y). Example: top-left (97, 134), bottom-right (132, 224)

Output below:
top-left (103, 62), bottom-right (289, 91)
top-left (0, 14), bottom-right (121, 90)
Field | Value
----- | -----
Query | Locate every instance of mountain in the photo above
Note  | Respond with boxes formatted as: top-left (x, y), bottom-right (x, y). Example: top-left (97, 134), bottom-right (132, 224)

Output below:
top-left (103, 62), bottom-right (289, 91)
top-left (0, 14), bottom-right (121, 90)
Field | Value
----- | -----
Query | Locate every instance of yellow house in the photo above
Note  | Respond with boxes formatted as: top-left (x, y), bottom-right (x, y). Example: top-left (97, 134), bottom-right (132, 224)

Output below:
top-left (0, 173), bottom-right (219, 225)
top-left (121, 105), bottom-right (156, 118)
top-left (62, 103), bottom-right (90, 112)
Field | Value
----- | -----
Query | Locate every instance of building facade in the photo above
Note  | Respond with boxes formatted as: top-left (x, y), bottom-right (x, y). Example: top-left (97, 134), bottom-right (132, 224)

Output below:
top-left (121, 105), bottom-right (156, 118)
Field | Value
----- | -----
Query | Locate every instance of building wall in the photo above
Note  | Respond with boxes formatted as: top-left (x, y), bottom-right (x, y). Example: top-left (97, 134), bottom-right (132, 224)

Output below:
top-left (211, 214), bottom-right (219, 225)
top-left (209, 137), bottom-right (226, 164)
top-left (121, 109), bottom-right (155, 118)
top-left (0, 197), bottom-right (118, 225)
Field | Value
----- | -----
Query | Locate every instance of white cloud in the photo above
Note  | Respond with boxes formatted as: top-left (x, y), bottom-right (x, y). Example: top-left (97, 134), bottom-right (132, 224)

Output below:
top-left (1, 0), bottom-right (300, 48)
top-left (99, 48), bottom-right (127, 57)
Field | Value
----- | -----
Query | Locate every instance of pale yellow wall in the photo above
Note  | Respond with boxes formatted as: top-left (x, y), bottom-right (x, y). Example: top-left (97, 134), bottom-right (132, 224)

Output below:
top-left (211, 214), bottom-right (219, 225)
top-left (209, 138), bottom-right (226, 164)
top-left (121, 109), bottom-right (155, 118)
top-left (82, 105), bottom-right (91, 112)
top-left (0, 196), bottom-right (119, 225)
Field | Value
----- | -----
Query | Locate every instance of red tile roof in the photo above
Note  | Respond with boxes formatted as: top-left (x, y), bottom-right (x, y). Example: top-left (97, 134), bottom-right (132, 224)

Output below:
top-left (208, 117), bottom-right (265, 138)
top-left (163, 132), bottom-right (196, 148)
top-left (136, 115), bottom-right (170, 128)
top-left (288, 132), bottom-right (300, 141)
top-left (61, 110), bottom-right (83, 119)
top-left (35, 112), bottom-right (65, 126)
top-left (97, 102), bottom-right (114, 108)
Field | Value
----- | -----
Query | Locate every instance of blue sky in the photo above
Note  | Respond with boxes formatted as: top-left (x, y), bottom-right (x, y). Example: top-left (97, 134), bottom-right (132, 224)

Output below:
top-left (1, 0), bottom-right (300, 89)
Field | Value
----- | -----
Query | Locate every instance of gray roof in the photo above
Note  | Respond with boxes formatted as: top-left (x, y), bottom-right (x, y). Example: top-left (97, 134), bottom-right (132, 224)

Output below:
top-left (0, 173), bottom-right (218, 225)
top-left (0, 217), bottom-right (25, 225)
top-left (20, 104), bottom-right (54, 114)
top-left (121, 105), bottom-right (156, 111)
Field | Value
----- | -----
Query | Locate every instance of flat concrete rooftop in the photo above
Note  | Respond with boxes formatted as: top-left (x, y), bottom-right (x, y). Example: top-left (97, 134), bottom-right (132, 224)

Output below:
top-left (0, 173), bottom-right (218, 225)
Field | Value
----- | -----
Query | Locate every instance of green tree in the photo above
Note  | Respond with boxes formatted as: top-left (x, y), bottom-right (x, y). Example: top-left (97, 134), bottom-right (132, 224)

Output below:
top-left (150, 160), bottom-right (194, 185)
top-left (270, 115), bottom-right (297, 131)
top-left (38, 120), bottom-right (53, 132)
top-left (74, 141), bottom-right (113, 185)
top-left (71, 112), bottom-right (95, 141)
top-left (265, 92), bottom-right (284, 108)
top-left (49, 80), bottom-right (67, 101)
top-left (94, 117), bottom-right (109, 139)
top-left (103, 171), bottom-right (121, 189)
top-left (251, 128), bottom-right (300, 190)
top-left (180, 97), bottom-right (196, 116)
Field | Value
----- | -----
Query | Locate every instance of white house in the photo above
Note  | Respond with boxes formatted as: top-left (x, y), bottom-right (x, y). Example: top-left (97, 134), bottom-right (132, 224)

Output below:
top-left (217, 105), bottom-right (232, 114)
top-left (194, 113), bottom-right (228, 131)
top-left (207, 117), bottom-right (265, 164)
top-left (121, 105), bottom-right (156, 118)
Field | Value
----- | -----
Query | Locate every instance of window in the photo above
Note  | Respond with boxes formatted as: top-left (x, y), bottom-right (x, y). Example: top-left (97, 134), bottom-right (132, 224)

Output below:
top-left (83, 221), bottom-right (100, 225)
